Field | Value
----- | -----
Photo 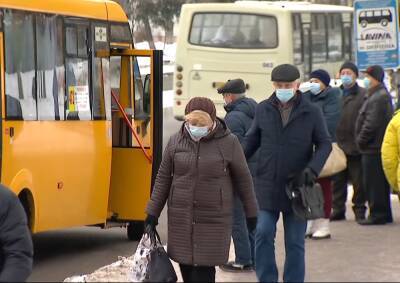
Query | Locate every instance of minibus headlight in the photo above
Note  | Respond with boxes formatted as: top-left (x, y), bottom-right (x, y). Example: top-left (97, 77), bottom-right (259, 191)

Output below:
top-left (176, 89), bottom-right (182, 95)
top-left (176, 81), bottom-right (183, 88)
top-left (177, 65), bottom-right (183, 72)
top-left (176, 74), bottom-right (183, 80)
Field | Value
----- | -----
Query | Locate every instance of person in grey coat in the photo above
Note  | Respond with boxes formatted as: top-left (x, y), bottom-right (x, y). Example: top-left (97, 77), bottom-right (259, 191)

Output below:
top-left (145, 97), bottom-right (258, 282)
top-left (217, 79), bottom-right (258, 272)
top-left (0, 184), bottom-right (33, 282)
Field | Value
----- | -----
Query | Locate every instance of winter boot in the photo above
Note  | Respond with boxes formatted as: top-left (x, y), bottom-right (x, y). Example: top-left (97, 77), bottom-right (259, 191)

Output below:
top-left (305, 220), bottom-right (315, 238)
top-left (311, 219), bottom-right (331, 240)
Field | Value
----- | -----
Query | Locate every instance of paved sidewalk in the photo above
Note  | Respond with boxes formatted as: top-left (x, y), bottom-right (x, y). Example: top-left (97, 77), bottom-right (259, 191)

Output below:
top-left (170, 194), bottom-right (400, 282)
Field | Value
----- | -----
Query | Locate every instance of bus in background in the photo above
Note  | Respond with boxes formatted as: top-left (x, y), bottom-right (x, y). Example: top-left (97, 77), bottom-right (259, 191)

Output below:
top-left (173, 1), bottom-right (353, 119)
top-left (1, 0), bottom-right (163, 241)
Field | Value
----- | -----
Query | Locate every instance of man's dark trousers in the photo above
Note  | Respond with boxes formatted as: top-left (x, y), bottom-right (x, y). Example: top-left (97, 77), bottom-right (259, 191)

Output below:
top-left (332, 155), bottom-right (366, 218)
top-left (361, 154), bottom-right (392, 222)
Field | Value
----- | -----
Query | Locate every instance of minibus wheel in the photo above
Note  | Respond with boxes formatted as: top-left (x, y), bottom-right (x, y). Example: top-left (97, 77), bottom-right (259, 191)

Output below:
top-left (127, 221), bottom-right (144, 241)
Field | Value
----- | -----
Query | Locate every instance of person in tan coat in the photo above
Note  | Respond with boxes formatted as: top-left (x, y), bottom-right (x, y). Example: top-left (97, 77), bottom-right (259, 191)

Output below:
top-left (145, 97), bottom-right (258, 282)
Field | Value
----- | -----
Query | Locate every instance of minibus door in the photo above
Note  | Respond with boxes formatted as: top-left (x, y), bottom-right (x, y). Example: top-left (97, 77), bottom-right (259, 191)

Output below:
top-left (106, 49), bottom-right (163, 236)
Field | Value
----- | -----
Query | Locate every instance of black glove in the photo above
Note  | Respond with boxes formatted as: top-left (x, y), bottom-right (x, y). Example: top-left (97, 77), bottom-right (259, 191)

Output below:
top-left (144, 214), bottom-right (158, 232)
top-left (294, 167), bottom-right (317, 187)
top-left (246, 217), bottom-right (257, 233)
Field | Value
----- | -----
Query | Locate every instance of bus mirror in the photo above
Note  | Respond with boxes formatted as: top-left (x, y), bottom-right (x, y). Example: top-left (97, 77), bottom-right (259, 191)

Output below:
top-left (143, 74), bottom-right (151, 115)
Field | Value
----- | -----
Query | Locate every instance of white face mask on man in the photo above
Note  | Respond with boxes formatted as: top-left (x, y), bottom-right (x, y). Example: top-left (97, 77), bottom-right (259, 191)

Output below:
top-left (273, 81), bottom-right (299, 103)
top-left (275, 88), bottom-right (295, 103)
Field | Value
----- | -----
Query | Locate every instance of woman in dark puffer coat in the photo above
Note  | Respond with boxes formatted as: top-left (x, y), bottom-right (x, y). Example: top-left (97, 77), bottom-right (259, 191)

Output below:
top-left (303, 69), bottom-right (341, 240)
top-left (145, 97), bottom-right (258, 282)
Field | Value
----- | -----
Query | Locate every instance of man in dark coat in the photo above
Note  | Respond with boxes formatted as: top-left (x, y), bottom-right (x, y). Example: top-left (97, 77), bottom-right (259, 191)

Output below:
top-left (332, 62), bottom-right (367, 222)
top-left (217, 79), bottom-right (258, 272)
top-left (244, 64), bottom-right (331, 282)
top-left (356, 65), bottom-right (393, 225)
top-left (0, 185), bottom-right (33, 282)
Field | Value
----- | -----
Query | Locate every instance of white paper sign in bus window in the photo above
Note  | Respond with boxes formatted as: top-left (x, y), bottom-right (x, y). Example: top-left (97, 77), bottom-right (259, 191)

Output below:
top-left (75, 85), bottom-right (90, 112)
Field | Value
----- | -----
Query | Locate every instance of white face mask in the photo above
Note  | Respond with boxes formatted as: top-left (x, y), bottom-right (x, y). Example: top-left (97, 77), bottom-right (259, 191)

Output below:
top-left (185, 123), bottom-right (209, 141)
top-left (276, 88), bottom-right (295, 103)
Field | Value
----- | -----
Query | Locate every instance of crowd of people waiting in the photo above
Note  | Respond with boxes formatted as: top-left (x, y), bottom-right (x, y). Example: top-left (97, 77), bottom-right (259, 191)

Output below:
top-left (145, 61), bottom-right (399, 283)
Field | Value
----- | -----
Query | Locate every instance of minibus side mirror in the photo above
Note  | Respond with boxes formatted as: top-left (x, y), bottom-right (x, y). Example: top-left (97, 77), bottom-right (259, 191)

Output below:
top-left (143, 74), bottom-right (151, 115)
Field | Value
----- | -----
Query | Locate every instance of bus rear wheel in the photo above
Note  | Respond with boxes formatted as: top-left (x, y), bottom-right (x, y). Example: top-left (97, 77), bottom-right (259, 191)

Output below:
top-left (127, 221), bottom-right (144, 241)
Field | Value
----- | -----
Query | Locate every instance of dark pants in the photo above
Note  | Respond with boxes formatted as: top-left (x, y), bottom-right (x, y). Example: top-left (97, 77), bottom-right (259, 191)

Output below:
top-left (332, 155), bottom-right (366, 217)
top-left (232, 193), bottom-right (255, 266)
top-left (361, 154), bottom-right (392, 222)
top-left (317, 178), bottom-right (332, 218)
top-left (179, 264), bottom-right (216, 283)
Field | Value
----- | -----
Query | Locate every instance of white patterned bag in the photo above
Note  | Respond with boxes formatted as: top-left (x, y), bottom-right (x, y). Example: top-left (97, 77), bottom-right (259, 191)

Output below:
top-left (129, 233), bottom-right (154, 282)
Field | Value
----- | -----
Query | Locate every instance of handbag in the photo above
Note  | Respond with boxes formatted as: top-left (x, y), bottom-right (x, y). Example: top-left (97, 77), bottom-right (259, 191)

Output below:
top-left (144, 230), bottom-right (177, 283)
top-left (319, 143), bottom-right (347, 178)
top-left (286, 182), bottom-right (325, 221)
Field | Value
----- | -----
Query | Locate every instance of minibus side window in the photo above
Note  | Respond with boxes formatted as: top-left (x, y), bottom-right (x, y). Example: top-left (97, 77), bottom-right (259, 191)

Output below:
top-left (327, 13), bottom-right (343, 61)
top-left (292, 14), bottom-right (303, 65)
top-left (4, 10), bottom-right (36, 120)
top-left (311, 13), bottom-right (327, 64)
top-left (36, 15), bottom-right (65, 121)
top-left (65, 24), bottom-right (91, 121)
top-left (92, 23), bottom-right (109, 120)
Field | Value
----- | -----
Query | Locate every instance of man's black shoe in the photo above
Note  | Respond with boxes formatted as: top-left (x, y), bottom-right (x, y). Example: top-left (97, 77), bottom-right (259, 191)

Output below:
top-left (357, 218), bottom-right (386, 225)
top-left (330, 211), bottom-right (346, 221)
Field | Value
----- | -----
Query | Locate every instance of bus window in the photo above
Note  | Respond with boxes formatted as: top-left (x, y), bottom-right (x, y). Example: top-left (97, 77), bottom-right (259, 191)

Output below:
top-left (36, 15), bottom-right (65, 121)
top-left (343, 13), bottom-right (353, 61)
top-left (311, 13), bottom-right (327, 63)
top-left (292, 14), bottom-right (302, 65)
top-left (327, 14), bottom-right (343, 61)
top-left (65, 24), bottom-right (91, 121)
top-left (4, 10), bottom-right (36, 120)
top-left (92, 24), bottom-right (110, 120)
top-left (189, 13), bottom-right (278, 49)
top-left (110, 23), bottom-right (132, 44)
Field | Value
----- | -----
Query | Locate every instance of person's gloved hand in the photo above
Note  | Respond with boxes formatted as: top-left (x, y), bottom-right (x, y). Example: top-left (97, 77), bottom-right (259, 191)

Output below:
top-left (144, 214), bottom-right (158, 232)
top-left (246, 217), bottom-right (257, 233)
top-left (295, 167), bottom-right (317, 187)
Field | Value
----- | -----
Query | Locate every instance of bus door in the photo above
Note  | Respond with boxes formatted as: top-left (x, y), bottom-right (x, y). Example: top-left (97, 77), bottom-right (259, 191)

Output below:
top-left (106, 49), bottom-right (163, 228)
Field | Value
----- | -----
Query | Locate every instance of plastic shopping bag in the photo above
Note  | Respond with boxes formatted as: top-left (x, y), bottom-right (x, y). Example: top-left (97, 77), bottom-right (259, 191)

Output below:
top-left (130, 229), bottom-right (177, 282)
top-left (130, 233), bottom-right (153, 282)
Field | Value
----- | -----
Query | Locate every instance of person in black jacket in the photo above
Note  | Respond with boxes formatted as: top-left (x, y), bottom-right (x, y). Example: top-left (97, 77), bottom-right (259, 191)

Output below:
top-left (217, 79), bottom-right (258, 272)
top-left (0, 184), bottom-right (33, 282)
top-left (244, 64), bottom-right (331, 282)
top-left (332, 62), bottom-right (367, 222)
top-left (355, 65), bottom-right (393, 225)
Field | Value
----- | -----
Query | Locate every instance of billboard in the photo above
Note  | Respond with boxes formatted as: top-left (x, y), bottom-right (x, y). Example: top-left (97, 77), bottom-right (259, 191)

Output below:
top-left (354, 0), bottom-right (399, 70)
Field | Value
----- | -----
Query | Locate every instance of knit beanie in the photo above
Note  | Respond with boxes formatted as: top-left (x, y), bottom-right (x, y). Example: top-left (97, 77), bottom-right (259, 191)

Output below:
top-left (365, 65), bottom-right (385, 82)
top-left (185, 97), bottom-right (217, 121)
top-left (310, 69), bottom-right (331, 87)
top-left (340, 61), bottom-right (359, 77)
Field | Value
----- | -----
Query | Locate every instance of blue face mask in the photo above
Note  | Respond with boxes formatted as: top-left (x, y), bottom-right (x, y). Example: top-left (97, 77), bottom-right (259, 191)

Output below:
top-left (363, 77), bottom-right (370, 89)
top-left (341, 75), bottom-right (353, 87)
top-left (309, 82), bottom-right (321, 95)
top-left (188, 124), bottom-right (209, 139)
top-left (276, 88), bottom-right (295, 103)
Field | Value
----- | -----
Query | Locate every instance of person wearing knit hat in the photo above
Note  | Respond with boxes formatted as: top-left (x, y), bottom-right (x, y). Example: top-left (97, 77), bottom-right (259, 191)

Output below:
top-left (331, 62), bottom-right (367, 223)
top-left (303, 69), bottom-right (341, 239)
top-left (355, 65), bottom-right (393, 225)
top-left (244, 63), bottom-right (331, 283)
top-left (184, 97), bottom-right (217, 122)
top-left (340, 61), bottom-right (359, 78)
top-left (145, 96), bottom-right (258, 282)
